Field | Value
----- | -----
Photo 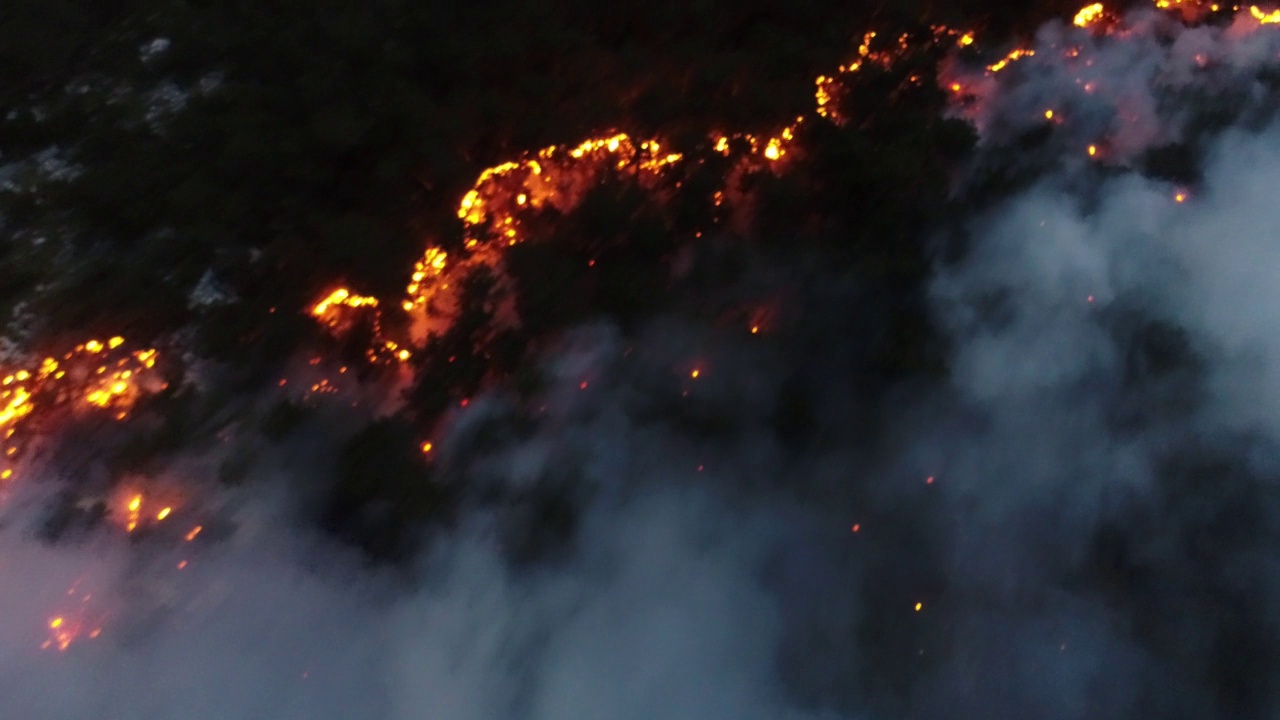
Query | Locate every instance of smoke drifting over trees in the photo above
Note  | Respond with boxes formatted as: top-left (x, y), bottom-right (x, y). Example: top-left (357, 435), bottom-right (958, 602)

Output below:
top-left (5, 1), bottom-right (1280, 719)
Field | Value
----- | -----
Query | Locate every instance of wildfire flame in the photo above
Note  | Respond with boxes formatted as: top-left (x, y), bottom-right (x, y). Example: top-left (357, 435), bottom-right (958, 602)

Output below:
top-left (26, 0), bottom-right (1280, 653)
top-left (311, 288), bottom-right (380, 326)
top-left (308, 0), bottom-right (1280, 378)
top-left (1251, 5), bottom-right (1280, 22)
top-left (1074, 2), bottom-right (1107, 26)
top-left (309, 23), bottom-right (952, 362)
top-left (987, 48), bottom-right (1036, 74)
top-left (0, 339), bottom-right (159, 484)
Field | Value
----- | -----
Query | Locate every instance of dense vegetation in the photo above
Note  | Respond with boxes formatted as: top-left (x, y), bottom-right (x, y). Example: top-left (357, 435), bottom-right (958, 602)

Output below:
top-left (1, 0), bottom-right (1092, 558)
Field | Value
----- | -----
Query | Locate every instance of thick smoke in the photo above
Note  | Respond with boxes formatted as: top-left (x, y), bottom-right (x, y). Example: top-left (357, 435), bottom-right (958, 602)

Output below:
top-left (9, 5), bottom-right (1280, 719)
top-left (0, 321), bottom-right (854, 720)
top-left (909, 8), bottom-right (1280, 717)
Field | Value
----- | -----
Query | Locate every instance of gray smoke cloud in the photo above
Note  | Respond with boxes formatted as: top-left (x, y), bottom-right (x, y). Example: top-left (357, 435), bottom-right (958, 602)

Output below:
top-left (9, 6), bottom-right (1280, 720)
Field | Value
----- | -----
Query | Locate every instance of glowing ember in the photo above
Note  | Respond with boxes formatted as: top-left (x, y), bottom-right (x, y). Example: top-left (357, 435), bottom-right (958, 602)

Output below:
top-left (815, 29), bottom-right (963, 122)
top-left (43, 616), bottom-right (78, 651)
top-left (307, 0), bottom-right (1267, 411)
top-left (1250, 4), bottom-right (1280, 22)
top-left (42, 581), bottom-right (102, 652)
top-left (0, 341), bottom-right (159, 483)
top-left (1074, 2), bottom-right (1107, 26)
top-left (311, 288), bottom-right (379, 327)
top-left (185, 525), bottom-right (202, 541)
top-left (1153, 0), bottom-right (1222, 21)
top-left (125, 493), bottom-right (143, 532)
top-left (402, 247), bottom-right (448, 311)
top-left (987, 48), bottom-right (1036, 74)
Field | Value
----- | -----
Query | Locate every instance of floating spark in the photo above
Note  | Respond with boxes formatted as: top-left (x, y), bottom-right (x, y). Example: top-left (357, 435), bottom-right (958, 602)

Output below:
top-left (42, 582), bottom-right (102, 652)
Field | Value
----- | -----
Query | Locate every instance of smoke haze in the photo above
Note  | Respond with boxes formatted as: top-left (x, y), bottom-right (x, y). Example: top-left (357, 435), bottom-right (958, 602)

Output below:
top-left (9, 4), bottom-right (1280, 719)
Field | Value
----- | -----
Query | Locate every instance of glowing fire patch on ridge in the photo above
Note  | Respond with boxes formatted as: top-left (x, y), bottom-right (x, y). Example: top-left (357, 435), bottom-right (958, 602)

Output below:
top-left (0, 339), bottom-right (160, 485)
top-left (312, 23), bottom-right (963, 359)
top-left (987, 48), bottom-right (1036, 73)
top-left (308, 0), bottom-right (1280, 374)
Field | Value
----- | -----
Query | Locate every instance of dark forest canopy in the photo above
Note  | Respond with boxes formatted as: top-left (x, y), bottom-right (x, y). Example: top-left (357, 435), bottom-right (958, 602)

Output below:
top-left (2, 0), bottom-right (1091, 345)
top-left (12, 6), bottom-right (1280, 718)
top-left (0, 0), bottom-right (1098, 558)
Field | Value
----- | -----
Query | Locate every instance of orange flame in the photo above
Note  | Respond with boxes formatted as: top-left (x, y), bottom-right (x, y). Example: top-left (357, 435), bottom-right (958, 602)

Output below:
top-left (311, 288), bottom-right (379, 326)
top-left (125, 493), bottom-right (143, 532)
top-left (987, 48), bottom-right (1036, 74)
top-left (1250, 5), bottom-right (1280, 22)
top-left (1074, 3), bottom-right (1107, 26)
top-left (0, 340), bottom-right (159, 483)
